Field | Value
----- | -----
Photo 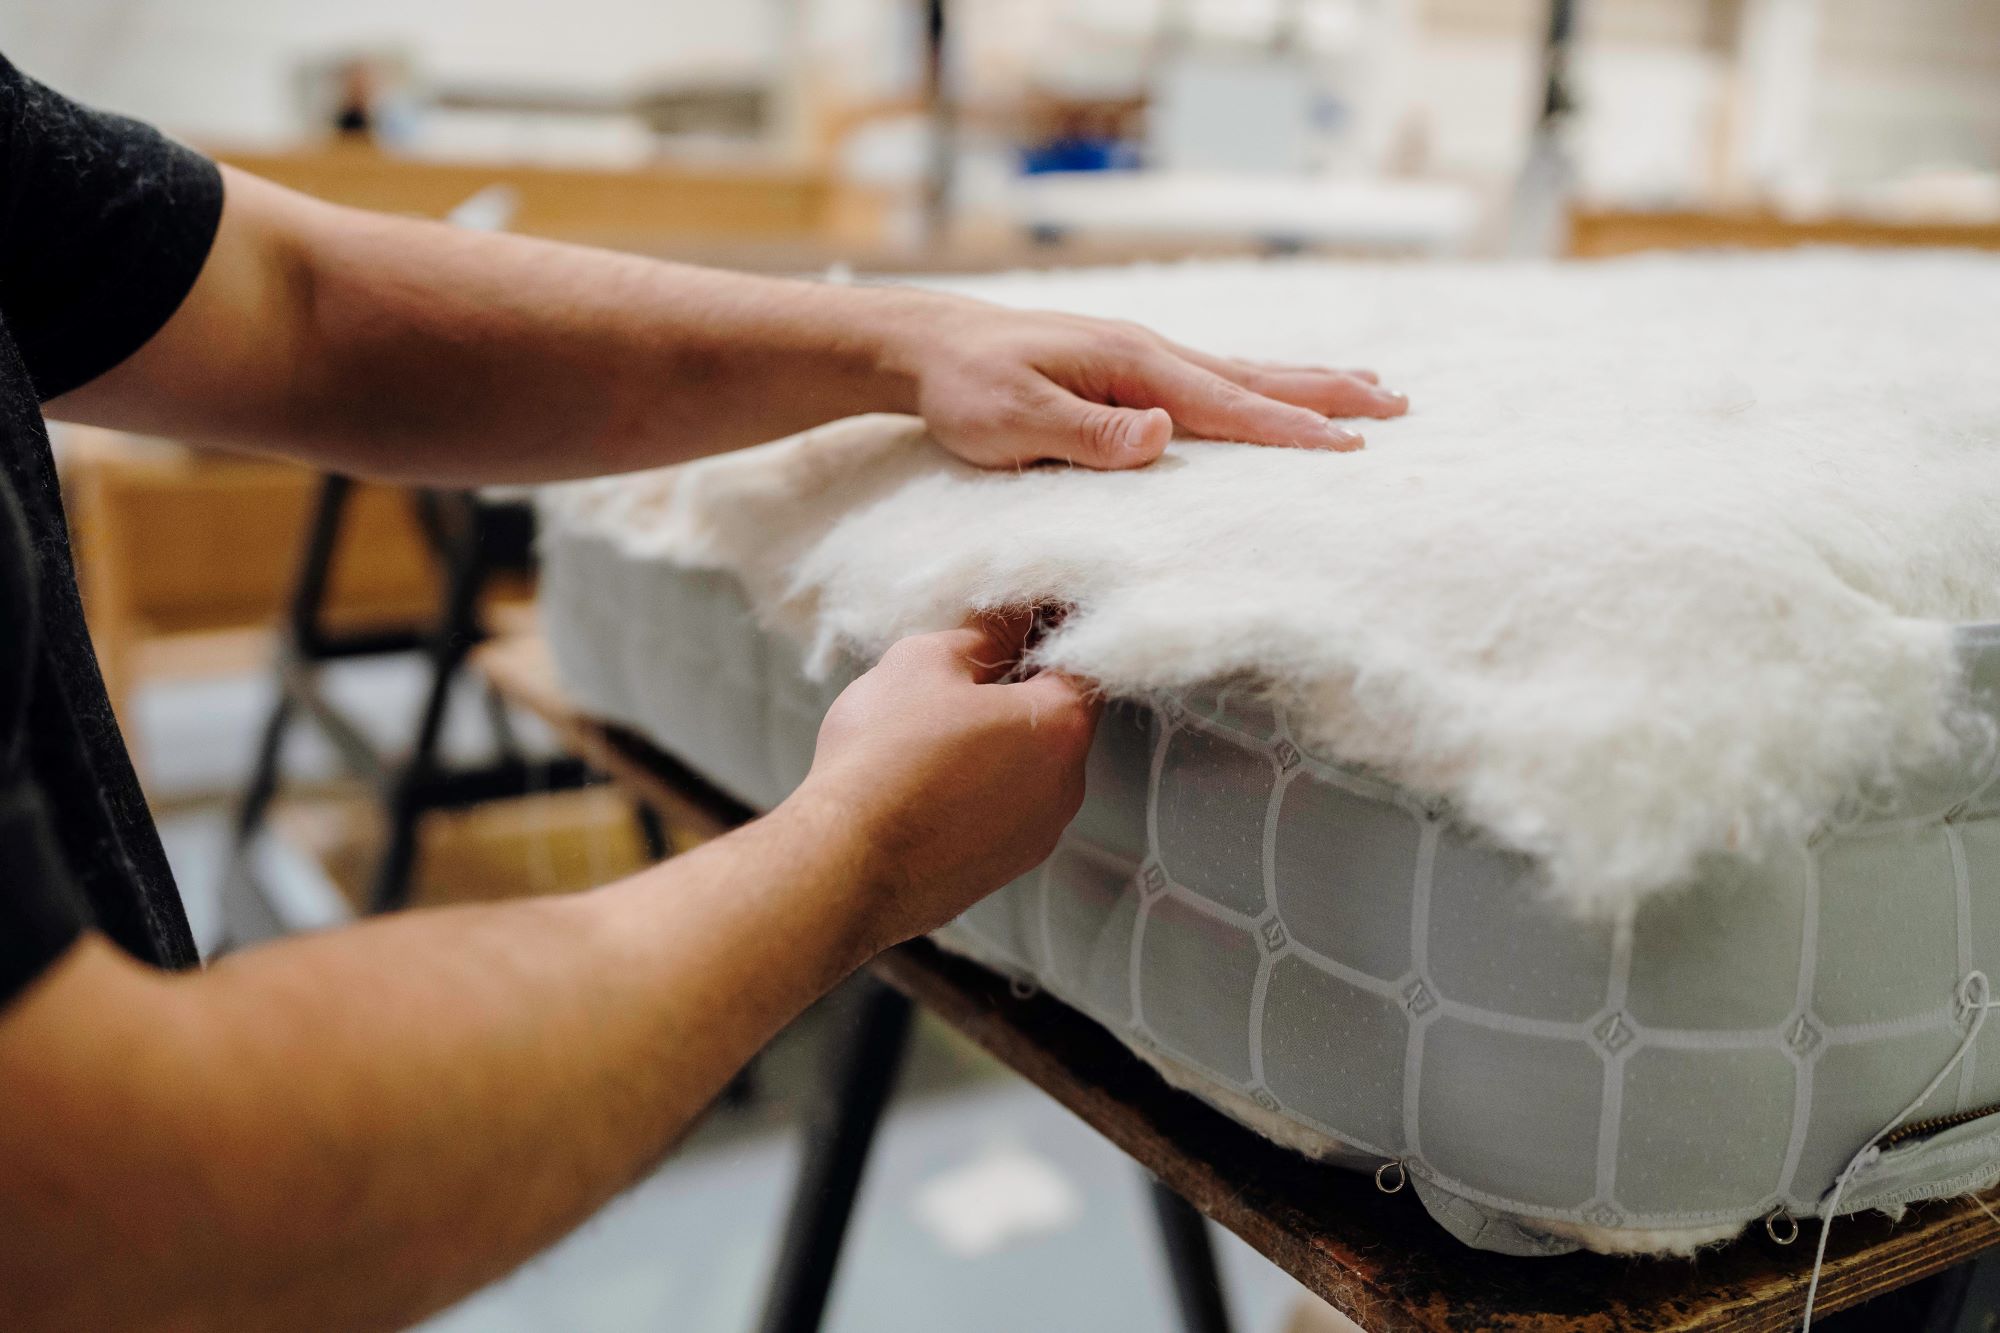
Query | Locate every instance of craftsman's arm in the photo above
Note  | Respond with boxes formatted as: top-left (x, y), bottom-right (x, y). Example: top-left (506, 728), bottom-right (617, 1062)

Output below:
top-left (0, 621), bottom-right (1096, 1332)
top-left (49, 167), bottom-right (1406, 478)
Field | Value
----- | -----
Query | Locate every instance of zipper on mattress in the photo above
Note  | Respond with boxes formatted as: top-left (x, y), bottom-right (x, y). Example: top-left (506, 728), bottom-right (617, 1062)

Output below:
top-left (1879, 1101), bottom-right (2000, 1149)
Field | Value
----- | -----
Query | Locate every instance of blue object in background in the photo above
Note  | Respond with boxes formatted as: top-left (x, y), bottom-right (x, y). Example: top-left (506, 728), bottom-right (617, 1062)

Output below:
top-left (1019, 138), bottom-right (1142, 175)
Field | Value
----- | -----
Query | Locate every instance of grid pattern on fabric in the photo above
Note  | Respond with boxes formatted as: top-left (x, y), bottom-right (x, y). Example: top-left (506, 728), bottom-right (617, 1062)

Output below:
top-left (538, 528), bottom-right (2000, 1245)
top-left (944, 682), bottom-right (2000, 1234)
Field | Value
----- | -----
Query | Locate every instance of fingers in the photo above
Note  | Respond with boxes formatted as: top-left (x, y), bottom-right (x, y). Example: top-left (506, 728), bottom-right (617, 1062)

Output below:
top-left (876, 618), bottom-right (1101, 714)
top-left (887, 614), bottom-right (1034, 683)
top-left (1124, 356), bottom-right (1366, 452)
top-left (1237, 366), bottom-right (1408, 419)
top-left (1020, 385), bottom-right (1175, 470)
top-left (1159, 340), bottom-right (1405, 419)
top-left (1007, 664), bottom-right (1092, 702)
top-left (1251, 362), bottom-right (1380, 385)
top-left (1004, 668), bottom-right (1103, 742)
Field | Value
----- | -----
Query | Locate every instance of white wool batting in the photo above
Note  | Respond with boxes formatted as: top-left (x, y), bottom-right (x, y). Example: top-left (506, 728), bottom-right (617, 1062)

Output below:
top-left (544, 253), bottom-right (2000, 915)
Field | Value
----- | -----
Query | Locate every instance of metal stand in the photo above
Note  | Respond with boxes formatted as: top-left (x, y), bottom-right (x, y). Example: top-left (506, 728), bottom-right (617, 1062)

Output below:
top-left (919, 0), bottom-right (953, 249)
top-left (753, 973), bottom-right (1235, 1333)
top-left (1149, 1175), bottom-right (1235, 1333)
top-left (219, 476), bottom-right (594, 946)
top-left (757, 979), bottom-right (916, 1333)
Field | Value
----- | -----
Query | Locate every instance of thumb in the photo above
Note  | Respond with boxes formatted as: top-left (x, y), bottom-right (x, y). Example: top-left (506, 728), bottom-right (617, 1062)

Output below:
top-left (1037, 390), bottom-right (1172, 470)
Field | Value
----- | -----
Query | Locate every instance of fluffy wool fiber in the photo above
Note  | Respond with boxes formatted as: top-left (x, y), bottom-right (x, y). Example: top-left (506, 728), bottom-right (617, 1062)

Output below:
top-left (544, 252), bottom-right (2000, 916)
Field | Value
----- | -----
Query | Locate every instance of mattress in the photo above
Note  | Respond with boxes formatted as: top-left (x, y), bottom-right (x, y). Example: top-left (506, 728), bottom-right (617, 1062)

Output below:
top-left (539, 518), bottom-right (2000, 1258)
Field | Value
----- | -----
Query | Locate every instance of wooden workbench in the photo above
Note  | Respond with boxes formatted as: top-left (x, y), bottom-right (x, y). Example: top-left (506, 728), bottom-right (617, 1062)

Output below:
top-left (476, 630), bottom-right (2000, 1331)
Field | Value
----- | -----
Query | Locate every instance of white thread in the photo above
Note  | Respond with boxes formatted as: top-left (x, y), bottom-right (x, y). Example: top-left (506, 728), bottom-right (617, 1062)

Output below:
top-left (1801, 971), bottom-right (1995, 1331)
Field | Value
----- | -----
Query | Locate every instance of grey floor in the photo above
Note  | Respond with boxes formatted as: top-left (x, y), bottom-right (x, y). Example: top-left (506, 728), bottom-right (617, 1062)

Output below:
top-left (143, 655), bottom-right (1325, 1333)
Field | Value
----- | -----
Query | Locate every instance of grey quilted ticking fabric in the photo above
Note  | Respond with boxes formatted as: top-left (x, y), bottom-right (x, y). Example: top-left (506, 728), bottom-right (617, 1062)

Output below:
top-left (540, 528), bottom-right (2000, 1253)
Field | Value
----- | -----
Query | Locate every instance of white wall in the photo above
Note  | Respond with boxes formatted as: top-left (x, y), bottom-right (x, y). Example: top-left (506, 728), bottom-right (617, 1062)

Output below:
top-left (1815, 0), bottom-right (2000, 187)
top-left (0, 0), bottom-right (784, 147)
top-left (5, 0), bottom-right (1993, 199)
top-left (1406, 0), bottom-right (1999, 201)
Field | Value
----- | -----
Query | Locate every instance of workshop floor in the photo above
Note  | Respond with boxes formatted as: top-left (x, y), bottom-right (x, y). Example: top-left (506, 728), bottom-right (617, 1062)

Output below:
top-left (142, 652), bottom-right (1332, 1333)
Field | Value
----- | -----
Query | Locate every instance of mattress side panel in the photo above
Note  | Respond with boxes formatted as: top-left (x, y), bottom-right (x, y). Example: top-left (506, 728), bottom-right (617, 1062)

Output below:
top-left (534, 527), bottom-right (2000, 1253)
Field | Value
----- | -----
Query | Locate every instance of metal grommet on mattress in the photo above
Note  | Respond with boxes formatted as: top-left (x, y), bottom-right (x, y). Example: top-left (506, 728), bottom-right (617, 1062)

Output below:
top-left (1375, 1160), bottom-right (1407, 1195)
top-left (1008, 976), bottom-right (1039, 1001)
top-left (1764, 1207), bottom-right (1799, 1246)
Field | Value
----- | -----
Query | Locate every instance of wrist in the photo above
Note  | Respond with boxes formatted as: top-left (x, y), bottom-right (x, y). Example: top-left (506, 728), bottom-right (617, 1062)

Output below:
top-left (763, 780), bottom-right (904, 965)
top-left (843, 285), bottom-right (964, 418)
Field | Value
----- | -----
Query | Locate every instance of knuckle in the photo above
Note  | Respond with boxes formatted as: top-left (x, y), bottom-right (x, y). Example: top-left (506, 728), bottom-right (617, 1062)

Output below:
top-left (1107, 320), bottom-right (1151, 350)
top-left (1207, 377), bottom-right (1256, 408)
top-left (995, 383), bottom-right (1047, 432)
top-left (1081, 409), bottom-right (1129, 458)
top-left (876, 636), bottom-right (932, 670)
top-left (1052, 696), bottom-right (1098, 748)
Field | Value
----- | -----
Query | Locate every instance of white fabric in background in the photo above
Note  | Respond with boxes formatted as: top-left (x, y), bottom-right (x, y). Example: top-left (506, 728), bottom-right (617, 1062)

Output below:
top-left (544, 253), bottom-right (2000, 915)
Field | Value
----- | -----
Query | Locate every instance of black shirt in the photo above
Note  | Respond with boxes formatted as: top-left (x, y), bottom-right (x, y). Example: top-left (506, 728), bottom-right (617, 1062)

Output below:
top-left (1, 55), bottom-right (218, 1004)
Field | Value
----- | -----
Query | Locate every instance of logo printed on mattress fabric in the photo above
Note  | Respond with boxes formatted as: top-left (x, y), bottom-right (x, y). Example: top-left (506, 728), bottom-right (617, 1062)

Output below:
top-left (1592, 1013), bottom-right (1637, 1054)
top-left (1786, 1015), bottom-right (1824, 1057)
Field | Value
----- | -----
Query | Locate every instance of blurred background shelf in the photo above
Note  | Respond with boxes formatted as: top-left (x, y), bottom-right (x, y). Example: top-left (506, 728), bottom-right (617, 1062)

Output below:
top-left (211, 144), bottom-right (878, 251)
top-left (19, 0), bottom-right (1994, 269)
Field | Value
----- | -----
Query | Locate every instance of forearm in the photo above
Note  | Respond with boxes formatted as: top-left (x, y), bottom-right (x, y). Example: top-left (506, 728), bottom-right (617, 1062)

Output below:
top-left (0, 795), bottom-right (881, 1331)
top-left (285, 199), bottom-right (939, 483)
top-left (56, 168), bottom-right (932, 484)
top-left (52, 165), bottom-right (1404, 480)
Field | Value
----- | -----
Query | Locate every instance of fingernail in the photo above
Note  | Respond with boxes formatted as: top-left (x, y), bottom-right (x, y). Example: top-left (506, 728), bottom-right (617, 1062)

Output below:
top-left (1320, 423), bottom-right (1365, 450)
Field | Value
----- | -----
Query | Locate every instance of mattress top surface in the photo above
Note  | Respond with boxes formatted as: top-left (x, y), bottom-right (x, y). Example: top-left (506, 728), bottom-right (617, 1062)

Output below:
top-left (542, 251), bottom-right (2000, 916)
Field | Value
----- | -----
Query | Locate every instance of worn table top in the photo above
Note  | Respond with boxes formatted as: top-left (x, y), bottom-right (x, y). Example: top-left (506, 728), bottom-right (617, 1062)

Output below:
top-left (477, 630), bottom-right (2000, 1331)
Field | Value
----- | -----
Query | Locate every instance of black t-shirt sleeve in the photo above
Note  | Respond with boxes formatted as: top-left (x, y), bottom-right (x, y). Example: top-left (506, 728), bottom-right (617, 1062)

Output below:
top-left (0, 54), bottom-right (221, 1003)
top-left (0, 52), bottom-right (225, 401)
top-left (0, 481), bottom-right (85, 1007)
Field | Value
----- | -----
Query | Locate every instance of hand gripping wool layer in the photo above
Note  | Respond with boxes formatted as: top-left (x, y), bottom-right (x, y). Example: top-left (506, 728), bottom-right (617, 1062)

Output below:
top-left (544, 253), bottom-right (2000, 915)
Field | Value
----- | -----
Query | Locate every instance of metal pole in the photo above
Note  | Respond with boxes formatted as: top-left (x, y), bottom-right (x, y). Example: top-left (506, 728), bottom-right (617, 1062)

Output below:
top-left (1538, 0), bottom-right (1579, 130)
top-left (1148, 1175), bottom-right (1235, 1333)
top-left (756, 980), bottom-right (914, 1333)
top-left (1507, 0), bottom-right (1582, 257)
top-left (920, 0), bottom-right (953, 250)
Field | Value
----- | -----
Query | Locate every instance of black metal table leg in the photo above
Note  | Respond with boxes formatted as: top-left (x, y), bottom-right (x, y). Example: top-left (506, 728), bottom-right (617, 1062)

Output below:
top-left (211, 691), bottom-right (298, 954)
top-left (370, 492), bottom-right (489, 914)
top-left (213, 475), bottom-right (354, 952)
top-left (756, 979), bottom-right (915, 1333)
top-left (1148, 1175), bottom-right (1235, 1333)
top-left (222, 477), bottom-right (603, 941)
top-left (632, 804), bottom-right (671, 862)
